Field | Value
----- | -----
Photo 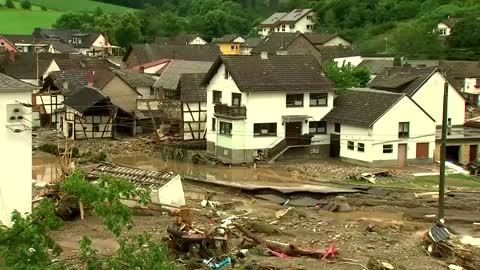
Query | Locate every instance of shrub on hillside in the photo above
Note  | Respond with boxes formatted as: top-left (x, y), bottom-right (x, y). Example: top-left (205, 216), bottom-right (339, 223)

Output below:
top-left (40, 5), bottom-right (47, 11)
top-left (21, 0), bottom-right (32, 10)
top-left (5, 0), bottom-right (15, 9)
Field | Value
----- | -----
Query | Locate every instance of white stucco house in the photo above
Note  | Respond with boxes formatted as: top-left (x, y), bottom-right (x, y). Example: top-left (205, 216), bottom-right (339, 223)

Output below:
top-left (259, 9), bottom-right (315, 37)
top-left (323, 89), bottom-right (436, 167)
top-left (202, 54), bottom-right (335, 164)
top-left (369, 67), bottom-right (466, 126)
top-left (0, 72), bottom-right (35, 226)
top-left (155, 34), bottom-right (207, 46)
top-left (436, 18), bottom-right (461, 36)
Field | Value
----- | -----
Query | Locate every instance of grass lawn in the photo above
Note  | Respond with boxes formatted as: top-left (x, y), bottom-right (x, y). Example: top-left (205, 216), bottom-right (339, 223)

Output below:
top-left (27, 0), bottom-right (132, 13)
top-left (380, 174), bottom-right (480, 190)
top-left (0, 9), bottom-right (62, 34)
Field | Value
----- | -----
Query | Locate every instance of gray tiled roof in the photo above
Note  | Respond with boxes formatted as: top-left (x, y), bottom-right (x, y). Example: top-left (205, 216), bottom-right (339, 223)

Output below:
top-left (48, 40), bottom-right (79, 54)
top-left (154, 60), bottom-right (213, 90)
top-left (358, 59), bottom-right (394, 75)
top-left (317, 46), bottom-right (359, 63)
top-left (304, 33), bottom-right (343, 45)
top-left (62, 86), bottom-right (108, 113)
top-left (279, 9), bottom-right (313, 23)
top-left (243, 38), bottom-right (262, 48)
top-left (179, 73), bottom-right (207, 102)
top-left (203, 55), bottom-right (333, 92)
top-left (260, 12), bottom-right (288, 26)
top-left (124, 44), bottom-right (221, 66)
top-left (0, 72), bottom-right (36, 90)
top-left (0, 52), bottom-right (67, 79)
top-left (214, 34), bottom-right (243, 43)
top-left (115, 69), bottom-right (156, 88)
top-left (33, 28), bottom-right (101, 49)
top-left (322, 89), bottom-right (404, 127)
top-left (48, 70), bottom-right (89, 96)
top-left (251, 32), bottom-right (305, 54)
top-left (369, 67), bottom-right (437, 96)
top-left (155, 34), bottom-right (201, 45)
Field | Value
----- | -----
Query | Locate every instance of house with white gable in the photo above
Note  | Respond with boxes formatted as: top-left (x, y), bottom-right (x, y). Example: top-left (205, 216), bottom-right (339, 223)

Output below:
top-left (202, 54), bottom-right (335, 164)
top-left (436, 18), bottom-right (462, 36)
top-left (323, 89), bottom-right (436, 167)
top-left (0, 72), bottom-right (35, 226)
top-left (259, 9), bottom-right (315, 37)
top-left (369, 66), bottom-right (466, 126)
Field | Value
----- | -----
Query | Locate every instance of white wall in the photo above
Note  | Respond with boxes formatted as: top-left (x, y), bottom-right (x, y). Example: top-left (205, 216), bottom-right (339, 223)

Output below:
top-left (437, 23), bottom-right (452, 36)
top-left (339, 125), bottom-right (374, 163)
top-left (206, 63), bottom-right (334, 152)
top-left (340, 96), bottom-right (436, 164)
top-left (263, 11), bottom-right (315, 36)
top-left (36, 94), bottom-right (64, 114)
top-left (43, 60), bottom-right (60, 79)
top-left (183, 101), bottom-right (207, 140)
top-left (92, 34), bottom-right (109, 48)
top-left (190, 37), bottom-right (207, 45)
top-left (323, 36), bottom-right (351, 46)
top-left (0, 91), bottom-right (32, 226)
top-left (412, 71), bottom-right (465, 126)
top-left (464, 78), bottom-right (480, 95)
top-left (136, 86), bottom-right (152, 98)
top-left (334, 56), bottom-right (363, 67)
top-left (63, 107), bottom-right (112, 139)
top-left (372, 96), bottom-right (436, 161)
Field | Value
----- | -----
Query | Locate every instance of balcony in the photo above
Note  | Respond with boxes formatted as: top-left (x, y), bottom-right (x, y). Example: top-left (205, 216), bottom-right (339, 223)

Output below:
top-left (214, 104), bottom-right (246, 119)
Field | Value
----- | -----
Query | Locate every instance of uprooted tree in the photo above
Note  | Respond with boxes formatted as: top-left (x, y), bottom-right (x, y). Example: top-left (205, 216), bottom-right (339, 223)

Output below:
top-left (0, 169), bottom-right (176, 270)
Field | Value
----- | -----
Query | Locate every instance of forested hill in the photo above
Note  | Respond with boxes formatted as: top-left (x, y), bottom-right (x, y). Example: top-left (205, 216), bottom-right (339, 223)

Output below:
top-left (60, 0), bottom-right (480, 58)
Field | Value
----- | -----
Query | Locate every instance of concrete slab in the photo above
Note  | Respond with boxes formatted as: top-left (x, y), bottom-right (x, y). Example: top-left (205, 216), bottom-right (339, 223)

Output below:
top-left (183, 176), bottom-right (359, 194)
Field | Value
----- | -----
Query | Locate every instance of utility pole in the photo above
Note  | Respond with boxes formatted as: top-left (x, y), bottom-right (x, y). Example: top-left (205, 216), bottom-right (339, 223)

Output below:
top-left (438, 81), bottom-right (449, 219)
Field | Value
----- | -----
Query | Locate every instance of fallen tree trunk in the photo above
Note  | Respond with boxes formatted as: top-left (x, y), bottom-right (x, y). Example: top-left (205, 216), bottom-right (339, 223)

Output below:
top-left (234, 223), bottom-right (335, 259)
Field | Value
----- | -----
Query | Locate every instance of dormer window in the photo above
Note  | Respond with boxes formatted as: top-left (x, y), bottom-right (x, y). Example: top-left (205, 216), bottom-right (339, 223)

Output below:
top-left (72, 37), bottom-right (77, 43)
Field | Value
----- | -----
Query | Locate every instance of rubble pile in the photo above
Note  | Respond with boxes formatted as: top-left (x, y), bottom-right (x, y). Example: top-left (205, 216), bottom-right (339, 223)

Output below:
top-left (166, 194), bottom-right (338, 269)
top-left (423, 219), bottom-right (480, 270)
top-left (285, 163), bottom-right (412, 182)
top-left (73, 136), bottom-right (156, 155)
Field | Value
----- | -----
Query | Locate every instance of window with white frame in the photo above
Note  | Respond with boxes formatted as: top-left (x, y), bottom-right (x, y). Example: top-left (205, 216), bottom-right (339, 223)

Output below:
top-left (358, 143), bottom-right (365, 152)
top-left (383, 144), bottom-right (393, 153)
top-left (347, 141), bottom-right (354, 150)
top-left (309, 121), bottom-right (326, 134)
top-left (398, 122), bottom-right (410, 138)
top-left (286, 94), bottom-right (304, 107)
top-left (307, 15), bottom-right (313, 20)
top-left (282, 25), bottom-right (286, 31)
top-left (232, 93), bottom-right (241, 107)
top-left (254, 123), bottom-right (277, 136)
top-left (310, 93), bottom-right (328, 107)
top-left (212, 118), bottom-right (216, 131)
top-left (307, 25), bottom-right (313, 30)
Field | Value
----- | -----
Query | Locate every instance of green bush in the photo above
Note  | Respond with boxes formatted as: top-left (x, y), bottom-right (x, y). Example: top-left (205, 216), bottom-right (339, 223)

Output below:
top-left (5, 0), bottom-right (15, 8)
top-left (21, 0), bottom-right (32, 10)
top-left (40, 5), bottom-right (47, 11)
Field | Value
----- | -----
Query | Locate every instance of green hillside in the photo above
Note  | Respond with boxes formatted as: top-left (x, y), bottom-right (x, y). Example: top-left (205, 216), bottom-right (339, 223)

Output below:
top-left (27, 0), bottom-right (132, 13)
top-left (0, 9), bottom-right (62, 34)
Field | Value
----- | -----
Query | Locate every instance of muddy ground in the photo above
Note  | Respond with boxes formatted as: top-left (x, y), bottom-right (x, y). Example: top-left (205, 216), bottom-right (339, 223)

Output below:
top-left (52, 178), bottom-right (480, 270)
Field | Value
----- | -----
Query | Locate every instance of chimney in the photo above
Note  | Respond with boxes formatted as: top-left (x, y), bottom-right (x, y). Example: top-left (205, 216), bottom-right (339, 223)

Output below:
top-left (139, 65), bottom-right (145, 73)
top-left (260, 51), bottom-right (269, 60)
top-left (87, 71), bottom-right (94, 87)
top-left (9, 50), bottom-right (15, 62)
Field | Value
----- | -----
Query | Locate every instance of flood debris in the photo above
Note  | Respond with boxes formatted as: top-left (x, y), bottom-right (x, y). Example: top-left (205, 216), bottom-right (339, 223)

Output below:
top-left (322, 196), bottom-right (353, 212)
top-left (367, 258), bottom-right (397, 270)
top-left (423, 219), bottom-right (480, 270)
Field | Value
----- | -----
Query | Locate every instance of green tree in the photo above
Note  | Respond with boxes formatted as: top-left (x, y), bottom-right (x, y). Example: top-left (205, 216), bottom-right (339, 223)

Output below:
top-left (53, 11), bottom-right (94, 29)
top-left (323, 61), bottom-right (371, 90)
top-left (448, 17), bottom-right (480, 48)
top-left (20, 0), bottom-right (31, 10)
top-left (0, 170), bottom-right (174, 269)
top-left (115, 11), bottom-right (142, 48)
top-left (5, 0), bottom-right (15, 8)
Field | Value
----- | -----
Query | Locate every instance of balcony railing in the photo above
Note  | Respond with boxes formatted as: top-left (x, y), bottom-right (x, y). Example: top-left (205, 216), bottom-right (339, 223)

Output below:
top-left (214, 104), bottom-right (247, 119)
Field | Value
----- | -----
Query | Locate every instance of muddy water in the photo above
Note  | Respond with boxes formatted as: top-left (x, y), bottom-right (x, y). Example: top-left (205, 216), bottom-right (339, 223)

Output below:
top-left (33, 154), bottom-right (62, 183)
top-left (111, 154), bottom-right (304, 184)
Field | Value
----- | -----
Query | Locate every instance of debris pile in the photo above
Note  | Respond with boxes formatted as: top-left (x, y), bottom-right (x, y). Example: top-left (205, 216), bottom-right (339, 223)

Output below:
top-left (423, 219), bottom-right (480, 270)
top-left (166, 192), bottom-right (339, 269)
top-left (285, 163), bottom-right (412, 181)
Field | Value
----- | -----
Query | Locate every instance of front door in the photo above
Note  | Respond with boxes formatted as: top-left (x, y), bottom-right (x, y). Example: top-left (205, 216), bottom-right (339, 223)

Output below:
top-left (330, 134), bottom-right (340, 158)
top-left (398, 143), bottom-right (407, 167)
top-left (285, 122), bottom-right (302, 145)
top-left (470, 145), bottom-right (478, 162)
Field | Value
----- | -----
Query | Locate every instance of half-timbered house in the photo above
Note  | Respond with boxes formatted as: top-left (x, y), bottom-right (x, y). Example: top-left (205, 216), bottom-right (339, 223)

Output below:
top-left (62, 86), bottom-right (116, 139)
top-left (179, 73), bottom-right (207, 141)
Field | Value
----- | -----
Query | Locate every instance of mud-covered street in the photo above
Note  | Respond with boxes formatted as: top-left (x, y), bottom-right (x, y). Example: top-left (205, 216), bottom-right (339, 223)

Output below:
top-left (32, 150), bottom-right (480, 270)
